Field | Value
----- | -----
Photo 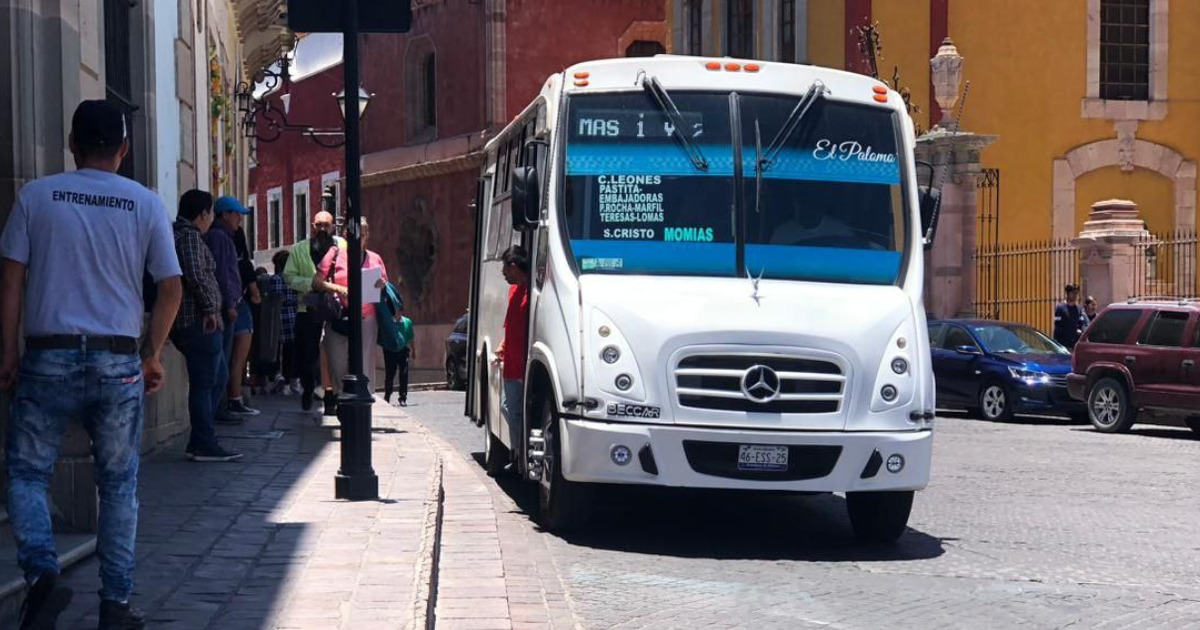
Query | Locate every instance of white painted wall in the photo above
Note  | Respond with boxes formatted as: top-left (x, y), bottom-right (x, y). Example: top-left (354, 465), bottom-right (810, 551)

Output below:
top-left (154, 0), bottom-right (181, 215)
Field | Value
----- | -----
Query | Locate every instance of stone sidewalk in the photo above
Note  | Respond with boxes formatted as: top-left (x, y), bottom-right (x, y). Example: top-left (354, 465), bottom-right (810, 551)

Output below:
top-left (41, 394), bottom-right (574, 630)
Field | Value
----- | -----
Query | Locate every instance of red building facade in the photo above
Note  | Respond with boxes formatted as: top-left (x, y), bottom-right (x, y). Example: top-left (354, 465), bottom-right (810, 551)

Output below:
top-left (359, 0), bottom-right (668, 374)
top-left (247, 38), bottom-right (347, 266)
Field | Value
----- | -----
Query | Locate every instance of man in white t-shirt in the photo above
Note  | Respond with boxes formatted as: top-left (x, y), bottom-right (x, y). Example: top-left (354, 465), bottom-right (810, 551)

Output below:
top-left (0, 100), bottom-right (182, 630)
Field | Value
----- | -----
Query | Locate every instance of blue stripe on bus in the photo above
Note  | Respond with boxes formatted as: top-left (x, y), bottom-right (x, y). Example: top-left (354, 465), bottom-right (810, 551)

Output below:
top-left (571, 240), bottom-right (901, 283)
top-left (566, 144), bottom-right (900, 185)
top-left (571, 240), bottom-right (735, 275)
top-left (745, 244), bottom-right (902, 284)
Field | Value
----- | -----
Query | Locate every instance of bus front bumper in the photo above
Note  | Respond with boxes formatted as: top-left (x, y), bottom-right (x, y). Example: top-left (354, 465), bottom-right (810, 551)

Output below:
top-left (559, 419), bottom-right (932, 493)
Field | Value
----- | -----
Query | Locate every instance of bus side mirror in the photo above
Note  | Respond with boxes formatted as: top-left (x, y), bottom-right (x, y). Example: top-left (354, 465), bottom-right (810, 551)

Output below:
top-left (511, 166), bottom-right (540, 232)
top-left (919, 185), bottom-right (941, 251)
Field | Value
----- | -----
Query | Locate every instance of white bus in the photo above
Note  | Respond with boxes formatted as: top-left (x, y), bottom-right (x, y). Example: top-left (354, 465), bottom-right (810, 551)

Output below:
top-left (466, 55), bottom-right (942, 542)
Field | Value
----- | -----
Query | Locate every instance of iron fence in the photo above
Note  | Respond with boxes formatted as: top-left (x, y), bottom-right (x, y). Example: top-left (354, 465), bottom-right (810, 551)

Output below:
top-left (973, 238), bottom-right (1081, 335)
top-left (1130, 229), bottom-right (1199, 300)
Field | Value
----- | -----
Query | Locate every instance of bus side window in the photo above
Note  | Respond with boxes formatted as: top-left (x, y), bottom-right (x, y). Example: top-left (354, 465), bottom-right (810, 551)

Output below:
top-left (506, 138), bottom-right (519, 192)
top-left (534, 226), bottom-right (549, 289)
top-left (497, 139), bottom-right (510, 196)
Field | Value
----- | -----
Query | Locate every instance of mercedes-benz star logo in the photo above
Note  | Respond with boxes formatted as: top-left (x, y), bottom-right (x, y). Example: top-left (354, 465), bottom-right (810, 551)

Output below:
top-left (741, 365), bottom-right (781, 403)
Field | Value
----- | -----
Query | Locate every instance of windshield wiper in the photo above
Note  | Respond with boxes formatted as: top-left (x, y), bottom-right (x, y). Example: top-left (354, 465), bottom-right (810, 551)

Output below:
top-left (640, 74), bottom-right (708, 171)
top-left (754, 119), bottom-right (763, 214)
top-left (760, 80), bottom-right (829, 172)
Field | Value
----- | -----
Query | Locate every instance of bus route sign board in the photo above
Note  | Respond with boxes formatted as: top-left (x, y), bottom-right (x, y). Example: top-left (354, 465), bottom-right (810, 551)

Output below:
top-left (287, 0), bottom-right (412, 33)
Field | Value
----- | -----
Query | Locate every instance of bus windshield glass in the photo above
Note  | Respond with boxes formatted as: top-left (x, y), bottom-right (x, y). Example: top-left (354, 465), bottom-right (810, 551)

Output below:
top-left (562, 90), bottom-right (907, 284)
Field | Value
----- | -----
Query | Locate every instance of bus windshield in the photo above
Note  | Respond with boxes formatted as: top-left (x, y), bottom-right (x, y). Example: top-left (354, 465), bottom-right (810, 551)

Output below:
top-left (562, 90), bottom-right (907, 284)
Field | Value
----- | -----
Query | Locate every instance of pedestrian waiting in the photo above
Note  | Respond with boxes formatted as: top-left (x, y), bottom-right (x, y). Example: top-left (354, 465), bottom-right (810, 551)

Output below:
top-left (170, 189), bottom-right (243, 464)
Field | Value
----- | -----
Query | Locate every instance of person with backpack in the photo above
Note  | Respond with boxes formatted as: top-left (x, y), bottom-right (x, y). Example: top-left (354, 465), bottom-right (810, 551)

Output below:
top-left (378, 280), bottom-right (414, 405)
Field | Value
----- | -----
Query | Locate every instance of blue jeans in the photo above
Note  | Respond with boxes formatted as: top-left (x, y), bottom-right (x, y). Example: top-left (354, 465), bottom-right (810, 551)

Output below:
top-left (171, 322), bottom-right (227, 452)
top-left (503, 379), bottom-right (524, 429)
top-left (6, 349), bottom-right (144, 602)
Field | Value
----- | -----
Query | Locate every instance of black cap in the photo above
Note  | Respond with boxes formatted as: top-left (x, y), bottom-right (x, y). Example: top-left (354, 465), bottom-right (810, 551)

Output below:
top-left (71, 100), bottom-right (127, 149)
top-left (1065, 283), bottom-right (1080, 293)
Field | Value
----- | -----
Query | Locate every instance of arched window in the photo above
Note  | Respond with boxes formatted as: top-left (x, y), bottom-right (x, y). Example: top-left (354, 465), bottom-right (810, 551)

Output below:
top-left (727, 0), bottom-right (754, 58)
top-left (405, 38), bottom-right (438, 142)
top-left (779, 0), bottom-right (796, 63)
top-left (423, 52), bottom-right (437, 127)
top-left (626, 40), bottom-right (666, 58)
top-left (687, 0), bottom-right (703, 55)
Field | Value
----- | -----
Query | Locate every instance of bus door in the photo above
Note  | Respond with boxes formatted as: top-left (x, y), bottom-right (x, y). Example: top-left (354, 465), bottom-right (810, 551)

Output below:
top-left (466, 175), bottom-right (488, 419)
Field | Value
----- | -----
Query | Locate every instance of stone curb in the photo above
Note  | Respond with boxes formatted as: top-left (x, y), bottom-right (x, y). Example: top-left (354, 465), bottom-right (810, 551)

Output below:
top-left (406, 420), bottom-right (445, 630)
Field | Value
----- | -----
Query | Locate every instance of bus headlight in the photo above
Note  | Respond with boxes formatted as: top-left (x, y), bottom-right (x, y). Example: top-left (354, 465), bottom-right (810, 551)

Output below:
top-left (590, 308), bottom-right (647, 402)
top-left (870, 321), bottom-right (917, 413)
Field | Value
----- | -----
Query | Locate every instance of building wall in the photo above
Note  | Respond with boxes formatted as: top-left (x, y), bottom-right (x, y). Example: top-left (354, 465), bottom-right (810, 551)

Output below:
top-left (505, 0), bottom-right (667, 118)
top-left (247, 61), bottom-right (346, 256)
top-left (802, 0), bottom-right (1200, 243)
top-left (360, 1), bottom-right (487, 153)
top-left (361, 169), bottom-right (478, 370)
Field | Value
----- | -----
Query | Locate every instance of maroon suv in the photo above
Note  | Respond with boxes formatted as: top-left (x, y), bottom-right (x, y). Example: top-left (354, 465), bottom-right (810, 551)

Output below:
top-left (1067, 299), bottom-right (1200, 435)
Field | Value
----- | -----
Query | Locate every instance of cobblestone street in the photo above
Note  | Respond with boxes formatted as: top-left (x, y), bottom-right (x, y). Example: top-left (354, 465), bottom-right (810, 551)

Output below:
top-left (409, 391), bottom-right (1200, 629)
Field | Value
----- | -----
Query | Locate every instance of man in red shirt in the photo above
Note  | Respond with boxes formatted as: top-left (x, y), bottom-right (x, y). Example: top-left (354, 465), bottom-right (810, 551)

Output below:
top-left (493, 246), bottom-right (530, 431)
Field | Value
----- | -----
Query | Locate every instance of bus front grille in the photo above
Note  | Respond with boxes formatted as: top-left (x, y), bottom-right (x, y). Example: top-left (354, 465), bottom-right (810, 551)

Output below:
top-left (674, 354), bottom-right (845, 414)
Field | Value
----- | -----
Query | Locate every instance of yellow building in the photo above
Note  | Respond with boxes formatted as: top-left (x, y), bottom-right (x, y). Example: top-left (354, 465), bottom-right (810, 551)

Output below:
top-left (668, 0), bottom-right (1197, 242)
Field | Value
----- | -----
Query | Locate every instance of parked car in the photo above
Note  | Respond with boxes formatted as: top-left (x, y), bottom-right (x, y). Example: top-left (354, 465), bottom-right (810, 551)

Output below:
top-left (444, 312), bottom-right (469, 390)
top-left (929, 319), bottom-right (1085, 422)
top-left (1067, 299), bottom-right (1200, 435)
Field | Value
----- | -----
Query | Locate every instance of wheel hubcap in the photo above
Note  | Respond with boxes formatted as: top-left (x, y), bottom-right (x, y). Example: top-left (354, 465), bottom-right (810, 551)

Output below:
top-left (1092, 387), bottom-right (1120, 426)
top-left (983, 386), bottom-right (1006, 418)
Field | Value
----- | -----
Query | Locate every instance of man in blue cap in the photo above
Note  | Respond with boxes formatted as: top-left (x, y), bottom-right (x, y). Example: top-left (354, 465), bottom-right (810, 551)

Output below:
top-left (203, 195), bottom-right (255, 421)
top-left (0, 99), bottom-right (182, 629)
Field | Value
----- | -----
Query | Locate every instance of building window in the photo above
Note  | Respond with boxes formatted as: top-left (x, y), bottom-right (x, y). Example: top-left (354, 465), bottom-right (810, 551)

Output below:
top-left (245, 196), bottom-right (257, 252)
top-left (626, 41), bottom-right (666, 57)
top-left (405, 39), bottom-right (437, 142)
top-left (268, 189), bottom-right (283, 249)
top-left (293, 183), bottom-right (309, 244)
top-left (779, 0), bottom-right (796, 63)
top-left (687, 0), bottom-right (703, 55)
top-left (727, 0), bottom-right (754, 58)
top-left (423, 53), bottom-right (437, 128)
top-left (1100, 0), bottom-right (1149, 101)
top-left (103, 0), bottom-right (138, 183)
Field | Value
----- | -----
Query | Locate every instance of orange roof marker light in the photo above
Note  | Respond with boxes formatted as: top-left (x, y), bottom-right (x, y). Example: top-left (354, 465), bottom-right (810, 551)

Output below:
top-left (873, 93), bottom-right (888, 103)
top-left (573, 72), bottom-right (590, 80)
top-left (744, 63), bottom-right (761, 73)
top-left (724, 62), bottom-right (741, 72)
top-left (705, 61), bottom-right (722, 71)
top-left (872, 84), bottom-right (888, 95)
top-left (574, 80), bottom-right (589, 87)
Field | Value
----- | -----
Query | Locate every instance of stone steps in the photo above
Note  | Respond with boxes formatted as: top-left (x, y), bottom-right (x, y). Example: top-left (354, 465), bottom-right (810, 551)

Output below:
top-left (0, 507), bottom-right (96, 625)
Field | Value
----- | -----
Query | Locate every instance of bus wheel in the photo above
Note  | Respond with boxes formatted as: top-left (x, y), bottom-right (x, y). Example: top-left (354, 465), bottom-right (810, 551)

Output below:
top-left (846, 490), bottom-right (913, 543)
top-left (483, 421), bottom-right (510, 477)
top-left (537, 396), bottom-right (588, 533)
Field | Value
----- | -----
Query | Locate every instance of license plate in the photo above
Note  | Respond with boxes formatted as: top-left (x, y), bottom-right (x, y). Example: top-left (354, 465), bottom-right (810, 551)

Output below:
top-left (737, 444), bottom-right (789, 472)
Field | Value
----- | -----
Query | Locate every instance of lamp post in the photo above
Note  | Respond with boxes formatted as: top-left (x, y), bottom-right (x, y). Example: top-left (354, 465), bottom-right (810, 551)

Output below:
top-left (334, 0), bottom-right (378, 501)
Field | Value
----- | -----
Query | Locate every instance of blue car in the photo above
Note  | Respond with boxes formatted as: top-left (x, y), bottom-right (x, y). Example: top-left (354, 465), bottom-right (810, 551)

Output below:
top-left (928, 319), bottom-right (1086, 422)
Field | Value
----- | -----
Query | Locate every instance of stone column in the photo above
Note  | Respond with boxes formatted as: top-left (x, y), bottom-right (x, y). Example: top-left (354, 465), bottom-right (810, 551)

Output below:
top-left (916, 130), bottom-right (998, 319)
top-left (1072, 199), bottom-right (1152, 307)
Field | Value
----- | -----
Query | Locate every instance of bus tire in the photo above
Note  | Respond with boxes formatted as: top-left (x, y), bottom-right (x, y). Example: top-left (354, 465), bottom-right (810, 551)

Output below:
top-left (846, 490), bottom-right (913, 543)
top-left (483, 423), bottom-right (510, 477)
top-left (537, 395), bottom-right (588, 533)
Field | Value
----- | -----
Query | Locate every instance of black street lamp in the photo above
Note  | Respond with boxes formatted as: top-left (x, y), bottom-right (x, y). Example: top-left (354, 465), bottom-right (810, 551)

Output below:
top-left (333, 0), bottom-right (377, 501)
top-left (235, 47), bottom-right (373, 150)
top-left (288, 0), bottom-right (411, 504)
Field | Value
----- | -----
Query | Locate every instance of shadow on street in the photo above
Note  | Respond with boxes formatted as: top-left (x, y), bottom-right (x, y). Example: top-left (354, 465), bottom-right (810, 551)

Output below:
top-left (472, 453), bottom-right (945, 564)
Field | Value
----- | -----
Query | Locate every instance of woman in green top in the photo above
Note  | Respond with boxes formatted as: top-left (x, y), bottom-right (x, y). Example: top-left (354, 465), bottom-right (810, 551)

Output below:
top-left (378, 281), bottom-right (415, 405)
